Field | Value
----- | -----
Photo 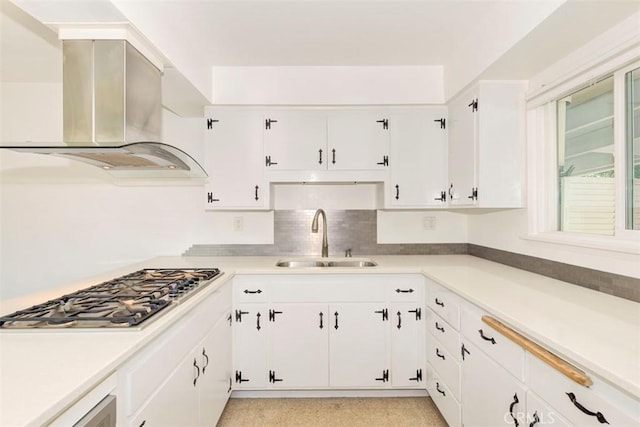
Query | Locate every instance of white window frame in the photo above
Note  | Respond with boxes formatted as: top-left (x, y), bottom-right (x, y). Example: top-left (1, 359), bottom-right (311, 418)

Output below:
top-left (525, 54), bottom-right (640, 254)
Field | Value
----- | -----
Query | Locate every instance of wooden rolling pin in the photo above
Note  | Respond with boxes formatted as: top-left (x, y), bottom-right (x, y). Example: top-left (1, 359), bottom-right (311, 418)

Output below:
top-left (481, 315), bottom-right (593, 387)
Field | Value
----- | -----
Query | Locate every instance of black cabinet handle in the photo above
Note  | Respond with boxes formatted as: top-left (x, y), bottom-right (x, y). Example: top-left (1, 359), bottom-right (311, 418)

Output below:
top-left (202, 348), bottom-right (209, 374)
top-left (269, 370), bottom-right (283, 383)
top-left (468, 99), bottom-right (478, 112)
top-left (243, 289), bottom-right (262, 294)
top-left (269, 309), bottom-right (283, 321)
top-left (478, 329), bottom-right (497, 344)
top-left (566, 392), bottom-right (609, 424)
top-left (468, 187), bottom-right (478, 200)
top-left (408, 308), bottom-right (421, 320)
top-left (375, 308), bottom-right (388, 321)
top-left (434, 118), bottom-right (446, 129)
top-left (265, 155), bottom-right (278, 166)
top-left (319, 149), bottom-right (323, 165)
top-left (395, 184), bottom-right (400, 200)
top-left (193, 358), bottom-right (201, 387)
top-left (319, 312), bottom-right (324, 329)
top-left (396, 288), bottom-right (414, 294)
top-left (396, 311), bottom-right (402, 329)
top-left (235, 309), bottom-right (249, 322)
top-left (434, 191), bottom-right (446, 202)
top-left (409, 369), bottom-right (423, 382)
top-left (434, 298), bottom-right (444, 307)
top-left (256, 312), bottom-right (261, 330)
top-left (265, 118), bottom-right (277, 129)
top-left (461, 343), bottom-right (470, 360)
top-left (139, 421), bottom-right (146, 427)
top-left (436, 348), bottom-right (445, 360)
top-left (509, 393), bottom-right (520, 427)
top-left (435, 322), bottom-right (445, 333)
top-left (375, 369), bottom-right (389, 382)
top-left (206, 192), bottom-right (220, 203)
top-left (235, 370), bottom-right (249, 383)
top-left (448, 183), bottom-right (454, 199)
top-left (332, 149), bottom-right (336, 164)
top-left (436, 382), bottom-right (446, 396)
top-left (377, 155), bottom-right (389, 166)
top-left (254, 185), bottom-right (259, 201)
top-left (529, 411), bottom-right (540, 427)
top-left (334, 311), bottom-right (339, 329)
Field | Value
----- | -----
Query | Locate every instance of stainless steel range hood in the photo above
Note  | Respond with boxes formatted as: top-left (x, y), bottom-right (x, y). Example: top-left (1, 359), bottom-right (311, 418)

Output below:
top-left (2, 39), bottom-right (207, 179)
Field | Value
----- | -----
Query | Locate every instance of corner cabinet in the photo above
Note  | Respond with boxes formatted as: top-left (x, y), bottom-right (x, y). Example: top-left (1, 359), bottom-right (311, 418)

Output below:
top-left (386, 107), bottom-right (448, 208)
top-left (232, 274), bottom-right (424, 390)
top-left (203, 108), bottom-right (269, 210)
top-left (447, 81), bottom-right (527, 207)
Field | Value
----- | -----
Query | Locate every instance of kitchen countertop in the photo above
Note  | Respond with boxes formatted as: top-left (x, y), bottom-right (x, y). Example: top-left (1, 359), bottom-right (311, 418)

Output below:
top-left (1, 255), bottom-right (639, 426)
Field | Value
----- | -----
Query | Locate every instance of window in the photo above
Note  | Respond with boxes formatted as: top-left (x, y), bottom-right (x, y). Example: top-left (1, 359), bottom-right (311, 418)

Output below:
top-left (557, 76), bottom-right (615, 235)
top-left (626, 66), bottom-right (640, 230)
top-left (549, 62), bottom-right (640, 241)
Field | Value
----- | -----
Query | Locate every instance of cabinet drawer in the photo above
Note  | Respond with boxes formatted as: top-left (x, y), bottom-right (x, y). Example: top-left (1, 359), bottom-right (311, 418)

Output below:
top-left (528, 354), bottom-right (640, 427)
top-left (234, 276), bottom-right (269, 302)
top-left (526, 390), bottom-right (572, 427)
top-left (389, 275), bottom-right (424, 302)
top-left (426, 308), bottom-right (459, 357)
top-left (426, 280), bottom-right (460, 329)
top-left (427, 336), bottom-right (460, 400)
top-left (460, 307), bottom-right (525, 381)
top-left (426, 364), bottom-right (461, 427)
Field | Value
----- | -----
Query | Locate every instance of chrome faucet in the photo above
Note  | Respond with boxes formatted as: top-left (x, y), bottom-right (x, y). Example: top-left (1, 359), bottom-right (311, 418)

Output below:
top-left (311, 208), bottom-right (329, 257)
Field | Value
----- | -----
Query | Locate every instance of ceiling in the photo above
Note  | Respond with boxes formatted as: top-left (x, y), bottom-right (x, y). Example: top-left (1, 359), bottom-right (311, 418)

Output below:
top-left (2, 0), bottom-right (639, 99)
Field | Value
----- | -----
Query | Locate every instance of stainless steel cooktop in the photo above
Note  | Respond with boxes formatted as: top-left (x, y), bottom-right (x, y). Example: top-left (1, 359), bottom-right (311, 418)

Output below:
top-left (0, 268), bottom-right (222, 330)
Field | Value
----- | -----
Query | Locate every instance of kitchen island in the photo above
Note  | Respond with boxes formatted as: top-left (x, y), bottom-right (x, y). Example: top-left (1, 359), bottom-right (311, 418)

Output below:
top-left (1, 255), bottom-right (638, 426)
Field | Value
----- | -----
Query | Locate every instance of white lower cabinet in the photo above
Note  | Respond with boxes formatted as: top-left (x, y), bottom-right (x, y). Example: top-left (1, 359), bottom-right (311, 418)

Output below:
top-left (121, 281), bottom-right (232, 426)
top-left (460, 340), bottom-right (526, 427)
top-left (233, 274), bottom-right (425, 390)
top-left (426, 363), bottom-right (462, 427)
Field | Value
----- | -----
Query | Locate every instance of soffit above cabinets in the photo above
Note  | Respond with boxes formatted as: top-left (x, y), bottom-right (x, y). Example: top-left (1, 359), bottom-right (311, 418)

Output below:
top-left (4, 0), bottom-right (640, 101)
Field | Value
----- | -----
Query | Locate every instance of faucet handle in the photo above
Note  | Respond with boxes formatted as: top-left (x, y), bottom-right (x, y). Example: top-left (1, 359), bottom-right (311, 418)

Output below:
top-left (345, 249), bottom-right (352, 258)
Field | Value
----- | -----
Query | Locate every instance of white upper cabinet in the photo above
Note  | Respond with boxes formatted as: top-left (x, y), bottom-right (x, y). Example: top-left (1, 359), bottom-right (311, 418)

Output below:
top-left (387, 107), bottom-right (448, 208)
top-left (263, 110), bottom-right (327, 171)
top-left (203, 108), bottom-right (269, 210)
top-left (447, 81), bottom-right (527, 207)
top-left (327, 110), bottom-right (390, 170)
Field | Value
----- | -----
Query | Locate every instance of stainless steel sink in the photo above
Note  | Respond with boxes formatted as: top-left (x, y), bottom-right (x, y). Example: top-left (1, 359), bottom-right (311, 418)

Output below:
top-left (275, 258), bottom-right (377, 268)
top-left (327, 260), bottom-right (377, 267)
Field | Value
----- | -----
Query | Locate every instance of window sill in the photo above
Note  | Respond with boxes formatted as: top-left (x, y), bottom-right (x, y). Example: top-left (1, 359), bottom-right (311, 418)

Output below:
top-left (522, 231), bottom-right (640, 255)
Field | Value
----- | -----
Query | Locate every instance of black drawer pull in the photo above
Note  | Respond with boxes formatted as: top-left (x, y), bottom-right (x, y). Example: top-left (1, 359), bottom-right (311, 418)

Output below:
top-left (509, 393), bottom-right (520, 427)
top-left (396, 288), bottom-right (414, 293)
top-left (436, 382), bottom-right (446, 396)
top-left (434, 298), bottom-right (444, 307)
top-left (435, 322), bottom-right (445, 332)
top-left (244, 289), bottom-right (262, 294)
top-left (436, 348), bottom-right (445, 360)
top-left (478, 329), bottom-right (497, 344)
top-left (529, 411), bottom-right (540, 427)
top-left (193, 358), bottom-right (200, 387)
top-left (319, 312), bottom-right (324, 329)
top-left (566, 392), bottom-right (609, 424)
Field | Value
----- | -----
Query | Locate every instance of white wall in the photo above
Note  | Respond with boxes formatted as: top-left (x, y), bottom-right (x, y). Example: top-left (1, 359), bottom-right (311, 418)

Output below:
top-left (211, 66), bottom-right (444, 105)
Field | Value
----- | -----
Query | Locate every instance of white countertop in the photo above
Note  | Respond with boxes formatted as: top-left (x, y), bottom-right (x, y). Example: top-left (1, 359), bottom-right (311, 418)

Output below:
top-left (1, 255), bottom-right (639, 426)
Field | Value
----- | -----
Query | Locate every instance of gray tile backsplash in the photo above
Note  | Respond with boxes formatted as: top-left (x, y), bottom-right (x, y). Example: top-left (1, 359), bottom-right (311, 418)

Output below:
top-left (184, 210), bottom-right (639, 302)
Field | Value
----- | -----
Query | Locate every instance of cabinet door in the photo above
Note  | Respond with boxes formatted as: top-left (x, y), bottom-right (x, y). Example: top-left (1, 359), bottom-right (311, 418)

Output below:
top-left (388, 108), bottom-right (448, 207)
top-left (270, 304), bottom-right (329, 388)
top-left (199, 314), bottom-right (232, 426)
top-left (233, 305), bottom-right (269, 388)
top-left (204, 109), bottom-right (267, 209)
top-left (329, 303), bottom-right (389, 387)
top-left (131, 351), bottom-right (200, 427)
top-left (327, 110), bottom-right (390, 170)
top-left (460, 340), bottom-right (526, 427)
top-left (447, 91), bottom-right (477, 205)
top-left (263, 111), bottom-right (327, 171)
top-left (391, 303), bottom-right (424, 388)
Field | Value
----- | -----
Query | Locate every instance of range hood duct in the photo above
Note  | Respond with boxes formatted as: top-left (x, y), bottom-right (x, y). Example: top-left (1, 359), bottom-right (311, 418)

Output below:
top-left (3, 40), bottom-right (207, 179)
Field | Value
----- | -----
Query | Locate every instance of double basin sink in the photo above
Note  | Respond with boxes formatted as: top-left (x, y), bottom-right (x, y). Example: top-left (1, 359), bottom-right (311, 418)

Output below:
top-left (276, 258), bottom-right (377, 268)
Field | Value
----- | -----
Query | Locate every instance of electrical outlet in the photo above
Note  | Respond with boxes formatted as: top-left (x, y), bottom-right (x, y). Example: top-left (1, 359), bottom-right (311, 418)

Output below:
top-left (233, 216), bottom-right (244, 232)
top-left (422, 216), bottom-right (436, 230)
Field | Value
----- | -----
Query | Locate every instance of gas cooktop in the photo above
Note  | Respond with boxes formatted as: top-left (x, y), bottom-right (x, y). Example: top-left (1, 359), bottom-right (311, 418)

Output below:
top-left (0, 268), bottom-right (222, 330)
